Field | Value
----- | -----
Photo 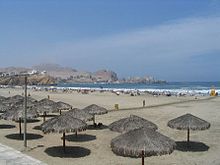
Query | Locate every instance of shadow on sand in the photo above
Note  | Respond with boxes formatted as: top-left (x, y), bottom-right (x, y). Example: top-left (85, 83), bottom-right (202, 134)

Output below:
top-left (176, 141), bottom-right (209, 152)
top-left (87, 124), bottom-right (108, 130)
top-left (0, 124), bottom-right (16, 129)
top-left (45, 146), bottom-right (91, 158)
top-left (5, 133), bottom-right (43, 140)
top-left (15, 119), bottom-right (41, 123)
top-left (39, 114), bottom-right (58, 118)
top-left (62, 134), bottom-right (96, 142)
top-left (33, 125), bottom-right (42, 131)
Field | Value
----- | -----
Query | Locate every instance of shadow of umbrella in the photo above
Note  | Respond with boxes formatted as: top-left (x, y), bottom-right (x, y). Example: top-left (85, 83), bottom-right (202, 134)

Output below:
top-left (15, 119), bottom-right (41, 123)
top-left (176, 141), bottom-right (209, 152)
top-left (87, 124), bottom-right (108, 130)
top-left (0, 124), bottom-right (16, 129)
top-left (5, 133), bottom-right (43, 140)
top-left (45, 146), bottom-right (91, 158)
top-left (33, 125), bottom-right (42, 130)
top-left (39, 114), bottom-right (58, 118)
top-left (62, 134), bottom-right (96, 142)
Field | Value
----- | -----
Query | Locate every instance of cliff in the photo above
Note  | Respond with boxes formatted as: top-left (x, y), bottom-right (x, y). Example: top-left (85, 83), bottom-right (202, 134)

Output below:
top-left (33, 64), bottom-right (118, 83)
top-left (0, 74), bottom-right (56, 86)
top-left (0, 63), bottom-right (166, 85)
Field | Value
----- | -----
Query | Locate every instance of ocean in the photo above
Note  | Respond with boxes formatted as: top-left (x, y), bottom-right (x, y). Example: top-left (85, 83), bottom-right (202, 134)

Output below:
top-left (57, 82), bottom-right (220, 96)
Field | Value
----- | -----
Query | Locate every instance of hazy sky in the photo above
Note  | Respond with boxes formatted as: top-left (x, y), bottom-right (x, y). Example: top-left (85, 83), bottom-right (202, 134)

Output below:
top-left (0, 0), bottom-right (220, 81)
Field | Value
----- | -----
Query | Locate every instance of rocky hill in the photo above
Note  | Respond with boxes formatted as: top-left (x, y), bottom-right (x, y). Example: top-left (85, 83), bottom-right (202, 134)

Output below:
top-left (33, 64), bottom-right (118, 83)
top-left (0, 63), bottom-right (166, 85)
top-left (33, 63), bottom-right (77, 79)
top-left (0, 74), bottom-right (56, 86)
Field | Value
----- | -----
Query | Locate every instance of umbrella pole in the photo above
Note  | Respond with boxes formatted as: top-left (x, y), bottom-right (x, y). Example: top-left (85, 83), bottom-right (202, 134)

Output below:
top-left (43, 112), bottom-right (46, 122)
top-left (63, 132), bottom-right (66, 153)
top-left (142, 150), bottom-right (144, 165)
top-left (75, 131), bottom-right (77, 137)
top-left (60, 110), bottom-right (61, 115)
top-left (19, 118), bottom-right (21, 136)
top-left (93, 115), bottom-right (95, 126)
top-left (187, 128), bottom-right (190, 147)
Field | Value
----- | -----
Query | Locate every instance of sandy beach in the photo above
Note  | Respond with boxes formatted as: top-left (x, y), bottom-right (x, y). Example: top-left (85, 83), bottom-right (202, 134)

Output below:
top-left (0, 87), bottom-right (219, 165)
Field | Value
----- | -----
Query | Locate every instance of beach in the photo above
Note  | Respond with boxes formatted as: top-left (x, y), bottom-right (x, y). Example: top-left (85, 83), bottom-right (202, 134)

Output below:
top-left (0, 87), bottom-right (220, 165)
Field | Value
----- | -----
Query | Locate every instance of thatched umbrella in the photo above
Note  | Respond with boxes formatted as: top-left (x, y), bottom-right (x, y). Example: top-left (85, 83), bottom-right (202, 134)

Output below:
top-left (41, 114), bottom-right (87, 152)
top-left (167, 113), bottom-right (211, 146)
top-left (111, 128), bottom-right (176, 165)
top-left (109, 115), bottom-right (158, 133)
top-left (0, 95), bottom-right (6, 101)
top-left (7, 95), bottom-right (24, 101)
top-left (35, 98), bottom-right (59, 122)
top-left (3, 95), bottom-right (24, 106)
top-left (0, 104), bottom-right (11, 113)
top-left (56, 101), bottom-right (72, 114)
top-left (63, 108), bottom-right (93, 122)
top-left (3, 94), bottom-right (35, 104)
top-left (82, 104), bottom-right (108, 125)
top-left (63, 108), bottom-right (93, 136)
top-left (0, 106), bottom-right (39, 135)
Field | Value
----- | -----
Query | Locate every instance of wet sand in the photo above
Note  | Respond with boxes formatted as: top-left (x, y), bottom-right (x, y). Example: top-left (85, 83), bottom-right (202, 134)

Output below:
top-left (0, 88), bottom-right (219, 165)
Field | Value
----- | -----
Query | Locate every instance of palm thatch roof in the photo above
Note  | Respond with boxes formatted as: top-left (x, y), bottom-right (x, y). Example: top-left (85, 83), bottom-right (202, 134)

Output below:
top-left (0, 106), bottom-right (39, 121)
top-left (109, 115), bottom-right (158, 133)
top-left (62, 108), bottom-right (93, 122)
top-left (41, 114), bottom-right (87, 134)
top-left (0, 104), bottom-right (12, 112)
top-left (3, 95), bottom-right (24, 105)
top-left (2, 95), bottom-right (36, 106)
top-left (167, 113), bottom-right (211, 130)
top-left (111, 127), bottom-right (176, 158)
top-left (82, 104), bottom-right (108, 115)
top-left (7, 95), bottom-right (24, 101)
top-left (34, 98), bottom-right (59, 113)
top-left (56, 101), bottom-right (72, 110)
top-left (0, 95), bottom-right (6, 101)
top-left (37, 98), bottom-right (56, 106)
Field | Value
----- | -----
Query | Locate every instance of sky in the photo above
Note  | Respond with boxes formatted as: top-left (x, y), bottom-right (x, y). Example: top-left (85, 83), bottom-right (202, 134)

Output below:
top-left (0, 0), bottom-right (220, 81)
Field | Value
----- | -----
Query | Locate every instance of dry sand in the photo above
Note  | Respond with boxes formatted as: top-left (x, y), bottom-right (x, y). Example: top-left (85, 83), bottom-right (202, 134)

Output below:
top-left (0, 88), bottom-right (219, 165)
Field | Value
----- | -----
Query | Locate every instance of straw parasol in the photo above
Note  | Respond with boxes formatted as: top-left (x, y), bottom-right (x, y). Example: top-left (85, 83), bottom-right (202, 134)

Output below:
top-left (0, 104), bottom-right (11, 113)
top-left (35, 98), bottom-right (59, 122)
top-left (167, 113), bottom-right (210, 146)
top-left (2, 95), bottom-right (35, 105)
top-left (0, 95), bottom-right (6, 101)
top-left (3, 95), bottom-right (24, 106)
top-left (41, 114), bottom-right (87, 152)
top-left (109, 115), bottom-right (158, 133)
top-left (62, 108), bottom-right (93, 136)
top-left (111, 127), bottom-right (176, 165)
top-left (82, 104), bottom-right (108, 125)
top-left (7, 95), bottom-right (24, 101)
top-left (37, 98), bottom-right (56, 106)
top-left (63, 108), bottom-right (93, 122)
top-left (56, 101), bottom-right (72, 114)
top-left (0, 106), bottom-right (39, 135)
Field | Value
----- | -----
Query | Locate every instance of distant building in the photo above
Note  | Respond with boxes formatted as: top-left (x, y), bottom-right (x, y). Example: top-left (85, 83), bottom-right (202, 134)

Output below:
top-left (41, 71), bottom-right (47, 74)
top-left (28, 70), bottom-right (38, 75)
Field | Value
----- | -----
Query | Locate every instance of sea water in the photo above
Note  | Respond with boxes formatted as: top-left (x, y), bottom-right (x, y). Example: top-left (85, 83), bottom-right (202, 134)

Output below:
top-left (57, 82), bottom-right (220, 96)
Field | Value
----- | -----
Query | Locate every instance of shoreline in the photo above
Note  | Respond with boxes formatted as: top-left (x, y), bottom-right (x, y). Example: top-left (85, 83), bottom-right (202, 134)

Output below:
top-left (1, 83), bottom-right (218, 97)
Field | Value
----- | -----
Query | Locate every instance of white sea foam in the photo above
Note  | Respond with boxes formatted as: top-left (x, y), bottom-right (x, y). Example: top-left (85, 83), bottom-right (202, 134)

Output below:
top-left (2, 84), bottom-right (218, 96)
top-left (26, 85), bottom-right (219, 96)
